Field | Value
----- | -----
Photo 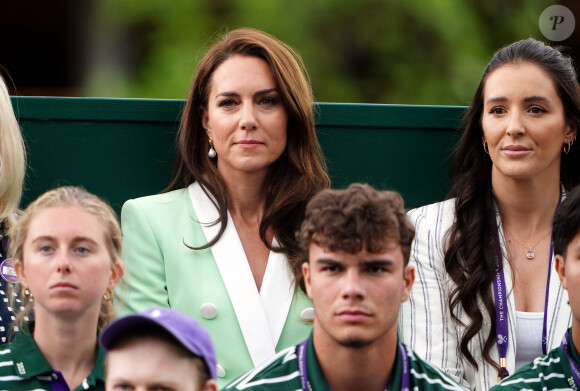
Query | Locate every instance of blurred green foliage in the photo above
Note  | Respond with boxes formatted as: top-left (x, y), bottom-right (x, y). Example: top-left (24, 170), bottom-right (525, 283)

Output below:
top-left (86, 0), bottom-right (554, 105)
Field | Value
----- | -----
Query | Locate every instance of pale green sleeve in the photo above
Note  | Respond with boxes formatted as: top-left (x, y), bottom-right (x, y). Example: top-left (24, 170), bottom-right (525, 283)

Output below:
top-left (115, 198), bottom-right (169, 316)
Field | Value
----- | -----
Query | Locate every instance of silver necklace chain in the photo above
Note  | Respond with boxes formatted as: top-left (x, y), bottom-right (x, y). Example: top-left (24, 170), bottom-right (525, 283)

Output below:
top-left (503, 226), bottom-right (552, 260)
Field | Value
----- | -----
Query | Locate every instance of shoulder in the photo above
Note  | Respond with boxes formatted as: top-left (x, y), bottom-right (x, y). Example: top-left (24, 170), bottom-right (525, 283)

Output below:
top-left (0, 339), bottom-right (30, 382)
top-left (224, 346), bottom-right (300, 391)
top-left (121, 188), bottom-right (193, 222)
top-left (491, 348), bottom-right (571, 390)
top-left (406, 199), bottom-right (456, 268)
top-left (0, 340), bottom-right (15, 366)
top-left (123, 188), bottom-right (190, 210)
top-left (407, 198), bottom-right (456, 229)
top-left (406, 346), bottom-right (468, 390)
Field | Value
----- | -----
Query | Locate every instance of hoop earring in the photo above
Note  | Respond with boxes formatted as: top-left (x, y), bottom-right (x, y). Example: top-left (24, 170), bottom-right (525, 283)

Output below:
top-left (208, 137), bottom-right (217, 159)
top-left (564, 136), bottom-right (575, 155)
top-left (103, 289), bottom-right (114, 302)
top-left (482, 137), bottom-right (490, 155)
top-left (22, 287), bottom-right (33, 300)
top-left (564, 142), bottom-right (571, 154)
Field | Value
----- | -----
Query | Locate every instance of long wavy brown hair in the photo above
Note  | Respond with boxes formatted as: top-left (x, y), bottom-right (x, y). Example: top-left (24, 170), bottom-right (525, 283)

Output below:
top-left (447, 38), bottom-right (580, 371)
top-left (166, 28), bottom-right (330, 288)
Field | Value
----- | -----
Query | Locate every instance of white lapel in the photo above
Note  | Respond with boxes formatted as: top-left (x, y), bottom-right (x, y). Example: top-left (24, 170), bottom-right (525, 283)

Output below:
top-left (188, 182), bottom-right (293, 366)
top-left (260, 238), bottom-right (294, 347)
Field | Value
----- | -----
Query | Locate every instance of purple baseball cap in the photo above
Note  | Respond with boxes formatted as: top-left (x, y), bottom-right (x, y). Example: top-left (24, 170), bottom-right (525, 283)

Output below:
top-left (99, 307), bottom-right (217, 379)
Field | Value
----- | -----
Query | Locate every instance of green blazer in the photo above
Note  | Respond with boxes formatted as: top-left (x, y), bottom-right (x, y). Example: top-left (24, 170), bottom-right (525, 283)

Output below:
top-left (117, 183), bottom-right (314, 387)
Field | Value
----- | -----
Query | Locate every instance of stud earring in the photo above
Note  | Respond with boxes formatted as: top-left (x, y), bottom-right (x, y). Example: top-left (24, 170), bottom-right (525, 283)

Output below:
top-left (208, 137), bottom-right (217, 159)
top-left (22, 287), bottom-right (33, 300)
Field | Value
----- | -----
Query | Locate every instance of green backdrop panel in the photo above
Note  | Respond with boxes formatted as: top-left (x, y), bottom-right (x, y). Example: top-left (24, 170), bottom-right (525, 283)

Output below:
top-left (11, 97), bottom-right (465, 213)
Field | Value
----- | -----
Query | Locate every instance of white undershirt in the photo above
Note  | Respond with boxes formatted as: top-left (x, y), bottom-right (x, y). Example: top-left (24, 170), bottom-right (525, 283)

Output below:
top-left (515, 311), bottom-right (544, 370)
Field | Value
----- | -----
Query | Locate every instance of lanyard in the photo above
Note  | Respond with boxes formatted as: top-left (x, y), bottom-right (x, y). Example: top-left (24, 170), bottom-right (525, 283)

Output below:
top-left (494, 194), bottom-right (562, 381)
top-left (560, 332), bottom-right (580, 388)
top-left (297, 338), bottom-right (410, 391)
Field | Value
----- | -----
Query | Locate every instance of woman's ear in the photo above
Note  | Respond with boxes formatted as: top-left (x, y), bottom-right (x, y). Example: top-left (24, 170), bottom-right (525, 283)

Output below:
top-left (14, 259), bottom-right (26, 287)
top-left (565, 122), bottom-right (578, 141)
top-left (107, 260), bottom-right (125, 291)
top-left (202, 108), bottom-right (211, 135)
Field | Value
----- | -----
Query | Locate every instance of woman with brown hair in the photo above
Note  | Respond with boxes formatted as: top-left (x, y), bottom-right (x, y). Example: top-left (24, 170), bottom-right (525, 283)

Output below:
top-left (119, 28), bottom-right (330, 387)
top-left (400, 38), bottom-right (579, 390)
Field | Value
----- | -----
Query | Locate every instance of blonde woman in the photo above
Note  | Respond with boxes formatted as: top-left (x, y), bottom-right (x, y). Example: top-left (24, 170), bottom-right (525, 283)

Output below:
top-left (0, 73), bottom-right (26, 343)
top-left (0, 187), bottom-right (124, 390)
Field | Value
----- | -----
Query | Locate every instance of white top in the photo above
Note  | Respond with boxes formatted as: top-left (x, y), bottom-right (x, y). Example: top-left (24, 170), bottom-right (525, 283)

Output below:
top-left (514, 311), bottom-right (544, 371)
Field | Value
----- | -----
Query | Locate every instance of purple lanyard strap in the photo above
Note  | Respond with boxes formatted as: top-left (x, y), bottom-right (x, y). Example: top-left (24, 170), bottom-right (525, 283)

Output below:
top-left (494, 194), bottom-right (562, 381)
top-left (297, 338), bottom-right (410, 391)
top-left (560, 332), bottom-right (580, 388)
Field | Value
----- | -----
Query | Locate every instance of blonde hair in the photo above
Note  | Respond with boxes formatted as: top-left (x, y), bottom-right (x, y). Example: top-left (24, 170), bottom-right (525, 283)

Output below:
top-left (9, 186), bottom-right (124, 330)
top-left (0, 74), bottom-right (26, 228)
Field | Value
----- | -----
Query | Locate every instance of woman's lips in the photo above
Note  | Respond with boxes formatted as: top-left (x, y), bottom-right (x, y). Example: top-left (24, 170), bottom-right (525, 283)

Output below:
top-left (50, 282), bottom-right (78, 290)
top-left (236, 140), bottom-right (263, 149)
top-left (502, 145), bottom-right (531, 157)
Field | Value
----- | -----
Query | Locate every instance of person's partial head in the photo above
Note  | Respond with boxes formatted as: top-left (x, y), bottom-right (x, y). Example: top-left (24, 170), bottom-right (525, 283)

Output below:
top-left (456, 38), bottom-right (579, 191)
top-left (171, 27), bottom-right (325, 189)
top-left (298, 183), bottom-right (415, 348)
top-left (554, 185), bottom-right (580, 318)
top-left (9, 186), bottom-right (124, 330)
top-left (100, 307), bottom-right (217, 391)
top-left (0, 73), bottom-right (26, 228)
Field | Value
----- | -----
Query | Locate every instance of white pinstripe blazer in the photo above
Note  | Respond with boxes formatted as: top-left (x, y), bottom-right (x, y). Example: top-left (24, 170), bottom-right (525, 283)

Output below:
top-left (398, 198), bottom-right (571, 391)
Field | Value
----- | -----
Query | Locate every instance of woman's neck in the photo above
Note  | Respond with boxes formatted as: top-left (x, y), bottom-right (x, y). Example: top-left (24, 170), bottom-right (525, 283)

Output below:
top-left (221, 172), bottom-right (268, 222)
top-left (492, 170), bottom-right (561, 234)
top-left (33, 310), bottom-right (99, 388)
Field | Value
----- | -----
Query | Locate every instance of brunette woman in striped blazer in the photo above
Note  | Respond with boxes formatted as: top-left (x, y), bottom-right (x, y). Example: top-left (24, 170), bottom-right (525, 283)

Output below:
top-left (399, 38), bottom-right (580, 390)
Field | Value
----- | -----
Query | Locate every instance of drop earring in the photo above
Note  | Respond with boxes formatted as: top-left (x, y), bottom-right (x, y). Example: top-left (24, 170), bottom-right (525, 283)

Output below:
top-left (208, 137), bottom-right (217, 159)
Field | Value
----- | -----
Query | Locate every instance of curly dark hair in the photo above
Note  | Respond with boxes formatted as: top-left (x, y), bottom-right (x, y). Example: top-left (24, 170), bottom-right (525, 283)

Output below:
top-left (447, 38), bottom-right (580, 371)
top-left (298, 183), bottom-right (415, 265)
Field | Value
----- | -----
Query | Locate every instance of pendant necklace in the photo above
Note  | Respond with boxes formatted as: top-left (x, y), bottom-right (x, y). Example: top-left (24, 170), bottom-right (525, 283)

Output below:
top-left (502, 226), bottom-right (552, 260)
top-left (494, 193), bottom-right (562, 381)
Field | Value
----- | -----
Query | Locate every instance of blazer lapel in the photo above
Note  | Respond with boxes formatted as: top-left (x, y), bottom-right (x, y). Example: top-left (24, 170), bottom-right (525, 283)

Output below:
top-left (188, 182), bottom-right (278, 366)
top-left (260, 238), bottom-right (294, 348)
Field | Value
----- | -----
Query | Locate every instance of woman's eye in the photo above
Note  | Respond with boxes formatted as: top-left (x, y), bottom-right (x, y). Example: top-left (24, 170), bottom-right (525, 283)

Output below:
top-left (259, 96), bottom-right (278, 106)
top-left (75, 247), bottom-right (90, 255)
top-left (529, 106), bottom-right (547, 114)
top-left (489, 107), bottom-right (505, 115)
top-left (40, 246), bottom-right (53, 253)
top-left (218, 99), bottom-right (237, 108)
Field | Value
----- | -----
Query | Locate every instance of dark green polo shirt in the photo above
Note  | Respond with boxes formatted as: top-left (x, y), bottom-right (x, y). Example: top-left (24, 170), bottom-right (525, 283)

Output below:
top-left (0, 326), bottom-right (105, 391)
top-left (491, 328), bottom-right (579, 390)
top-left (224, 334), bottom-right (467, 390)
